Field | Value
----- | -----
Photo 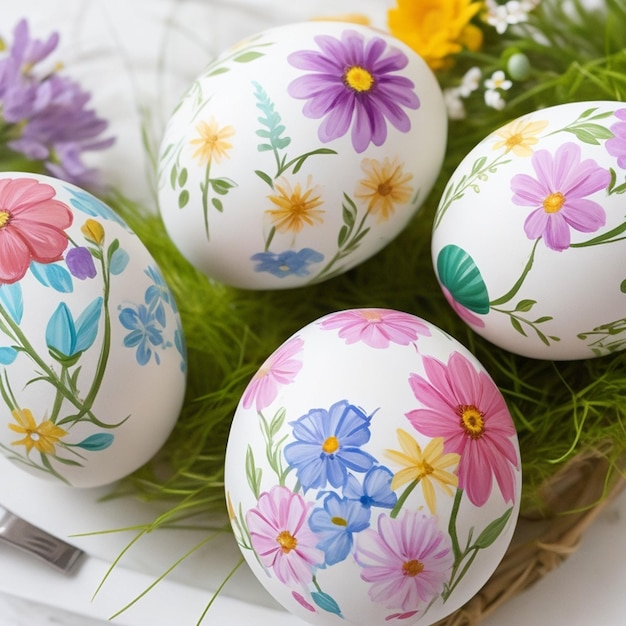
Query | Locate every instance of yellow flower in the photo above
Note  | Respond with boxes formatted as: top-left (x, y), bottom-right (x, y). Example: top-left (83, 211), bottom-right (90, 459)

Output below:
top-left (386, 429), bottom-right (459, 514)
top-left (266, 176), bottom-right (324, 234)
top-left (387, 0), bottom-right (483, 71)
top-left (9, 408), bottom-right (67, 455)
top-left (492, 118), bottom-right (550, 156)
top-left (81, 218), bottom-right (105, 245)
top-left (355, 157), bottom-right (414, 222)
top-left (190, 117), bottom-right (235, 165)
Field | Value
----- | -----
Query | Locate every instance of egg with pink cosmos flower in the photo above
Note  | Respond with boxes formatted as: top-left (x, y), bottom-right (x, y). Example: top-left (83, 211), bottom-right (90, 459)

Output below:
top-left (225, 308), bottom-right (521, 625)
top-left (432, 100), bottom-right (626, 360)
top-left (157, 20), bottom-right (447, 289)
top-left (0, 172), bottom-right (186, 487)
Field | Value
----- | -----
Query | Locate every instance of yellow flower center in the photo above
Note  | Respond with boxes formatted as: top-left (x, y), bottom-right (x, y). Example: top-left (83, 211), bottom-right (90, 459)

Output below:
top-left (344, 66), bottom-right (375, 92)
top-left (0, 210), bottom-right (9, 228)
top-left (504, 133), bottom-right (523, 151)
top-left (402, 559), bottom-right (425, 577)
top-left (361, 310), bottom-right (383, 323)
top-left (276, 530), bottom-right (298, 553)
top-left (543, 191), bottom-right (565, 213)
top-left (459, 405), bottom-right (485, 439)
top-left (331, 516), bottom-right (348, 527)
top-left (322, 435), bottom-right (340, 454)
top-left (377, 182), bottom-right (393, 197)
top-left (418, 460), bottom-right (434, 478)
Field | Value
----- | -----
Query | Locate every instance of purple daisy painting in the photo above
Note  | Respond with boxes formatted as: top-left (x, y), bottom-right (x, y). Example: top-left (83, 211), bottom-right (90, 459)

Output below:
top-left (287, 29), bottom-right (420, 153)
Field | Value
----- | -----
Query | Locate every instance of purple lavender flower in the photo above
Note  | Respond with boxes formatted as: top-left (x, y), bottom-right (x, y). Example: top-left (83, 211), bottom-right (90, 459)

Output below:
top-left (606, 109), bottom-right (626, 169)
top-left (0, 19), bottom-right (114, 188)
top-left (511, 142), bottom-right (610, 251)
top-left (287, 30), bottom-right (419, 153)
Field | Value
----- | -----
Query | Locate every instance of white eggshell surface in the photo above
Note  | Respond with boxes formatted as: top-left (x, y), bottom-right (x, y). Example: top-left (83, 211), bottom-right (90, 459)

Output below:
top-left (0, 173), bottom-right (186, 487)
top-left (225, 309), bottom-right (521, 626)
top-left (158, 20), bottom-right (447, 289)
top-left (432, 100), bottom-right (626, 360)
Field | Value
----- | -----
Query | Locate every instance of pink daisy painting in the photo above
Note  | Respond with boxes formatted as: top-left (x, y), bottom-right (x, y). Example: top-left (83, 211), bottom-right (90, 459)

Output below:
top-left (355, 510), bottom-right (453, 612)
top-left (246, 485), bottom-right (324, 586)
top-left (242, 336), bottom-right (304, 412)
top-left (319, 309), bottom-right (430, 349)
top-left (510, 142), bottom-right (610, 251)
top-left (0, 177), bottom-right (73, 284)
top-left (406, 351), bottom-right (519, 507)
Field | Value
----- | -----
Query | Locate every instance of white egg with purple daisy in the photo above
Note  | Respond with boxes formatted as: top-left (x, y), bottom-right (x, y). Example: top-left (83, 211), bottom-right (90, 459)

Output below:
top-left (225, 308), bottom-right (521, 625)
top-left (157, 20), bottom-right (447, 289)
top-left (0, 172), bottom-right (186, 487)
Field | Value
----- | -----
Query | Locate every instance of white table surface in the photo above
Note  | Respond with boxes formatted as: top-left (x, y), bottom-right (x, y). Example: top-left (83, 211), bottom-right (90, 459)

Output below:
top-left (1, 1), bottom-right (625, 625)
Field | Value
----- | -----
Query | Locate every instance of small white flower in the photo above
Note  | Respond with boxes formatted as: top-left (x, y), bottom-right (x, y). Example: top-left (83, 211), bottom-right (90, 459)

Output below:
top-left (505, 0), bottom-right (531, 24)
top-left (484, 0), bottom-right (510, 33)
top-left (484, 88), bottom-right (506, 110)
top-left (443, 87), bottom-right (466, 120)
top-left (484, 70), bottom-right (513, 91)
top-left (458, 66), bottom-right (482, 97)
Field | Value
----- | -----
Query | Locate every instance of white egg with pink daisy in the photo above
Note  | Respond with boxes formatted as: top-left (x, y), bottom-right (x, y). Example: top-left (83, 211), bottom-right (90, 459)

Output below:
top-left (225, 308), bottom-right (521, 625)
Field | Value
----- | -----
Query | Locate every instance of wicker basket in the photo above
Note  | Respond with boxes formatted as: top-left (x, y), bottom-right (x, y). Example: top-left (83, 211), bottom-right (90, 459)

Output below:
top-left (435, 449), bottom-right (626, 625)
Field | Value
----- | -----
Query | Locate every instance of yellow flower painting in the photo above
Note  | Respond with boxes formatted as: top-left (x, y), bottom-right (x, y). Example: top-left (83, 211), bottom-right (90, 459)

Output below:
top-left (9, 408), bottom-right (67, 455)
top-left (355, 157), bottom-right (414, 222)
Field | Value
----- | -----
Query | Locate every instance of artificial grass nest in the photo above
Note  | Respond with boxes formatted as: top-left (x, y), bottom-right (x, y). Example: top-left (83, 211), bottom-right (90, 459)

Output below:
top-left (101, 0), bottom-right (626, 621)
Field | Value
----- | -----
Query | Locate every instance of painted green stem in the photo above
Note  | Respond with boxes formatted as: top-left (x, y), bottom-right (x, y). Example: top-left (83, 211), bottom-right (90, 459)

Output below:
top-left (490, 238), bottom-right (540, 306)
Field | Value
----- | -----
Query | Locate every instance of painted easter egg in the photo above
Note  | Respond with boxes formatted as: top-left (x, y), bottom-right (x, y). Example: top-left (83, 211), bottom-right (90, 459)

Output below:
top-left (157, 20), bottom-right (447, 289)
top-left (0, 173), bottom-right (186, 487)
top-left (432, 100), bottom-right (626, 360)
top-left (224, 308), bottom-right (521, 625)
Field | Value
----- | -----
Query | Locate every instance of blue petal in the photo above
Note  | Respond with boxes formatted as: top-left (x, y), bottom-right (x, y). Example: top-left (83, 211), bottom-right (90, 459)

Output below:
top-left (0, 283), bottom-right (23, 324)
top-left (46, 303), bottom-right (77, 356)
top-left (74, 297), bottom-right (103, 353)
top-left (30, 261), bottom-right (74, 293)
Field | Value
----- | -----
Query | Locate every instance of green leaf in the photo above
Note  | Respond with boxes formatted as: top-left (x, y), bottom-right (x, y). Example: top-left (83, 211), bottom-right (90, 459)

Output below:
top-left (211, 178), bottom-right (236, 195)
top-left (178, 190), bottom-right (189, 208)
top-left (206, 66), bottom-right (229, 77)
top-left (269, 407), bottom-right (286, 438)
top-left (338, 225), bottom-right (349, 247)
top-left (211, 197), bottom-right (223, 212)
top-left (255, 170), bottom-right (274, 187)
top-left (245, 446), bottom-right (262, 499)
top-left (470, 155), bottom-right (487, 176)
top-left (75, 433), bottom-right (114, 451)
top-left (178, 168), bottom-right (188, 187)
top-left (510, 316), bottom-right (526, 336)
top-left (169, 164), bottom-right (178, 189)
top-left (515, 299), bottom-right (536, 312)
top-left (474, 507), bottom-right (513, 549)
top-left (234, 51), bottom-right (265, 63)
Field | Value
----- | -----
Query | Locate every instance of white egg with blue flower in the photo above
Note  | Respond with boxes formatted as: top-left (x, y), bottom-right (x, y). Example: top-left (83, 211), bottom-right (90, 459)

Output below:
top-left (0, 172), bottom-right (186, 487)
top-left (225, 308), bottom-right (521, 625)
top-left (157, 20), bottom-right (447, 289)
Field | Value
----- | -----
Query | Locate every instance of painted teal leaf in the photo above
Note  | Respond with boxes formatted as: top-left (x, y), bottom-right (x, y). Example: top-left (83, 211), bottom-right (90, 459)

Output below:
top-left (74, 297), bottom-right (103, 353)
top-left (30, 261), bottom-right (73, 293)
top-left (436, 245), bottom-right (490, 314)
top-left (311, 591), bottom-right (342, 617)
top-left (110, 248), bottom-right (130, 275)
top-left (0, 347), bottom-right (17, 365)
top-left (75, 433), bottom-right (114, 451)
top-left (0, 283), bottom-right (23, 324)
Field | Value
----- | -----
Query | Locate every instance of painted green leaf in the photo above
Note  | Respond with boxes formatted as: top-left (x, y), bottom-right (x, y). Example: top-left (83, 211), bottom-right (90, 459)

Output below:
top-left (436, 245), bottom-right (490, 314)
top-left (474, 507), bottom-right (513, 549)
